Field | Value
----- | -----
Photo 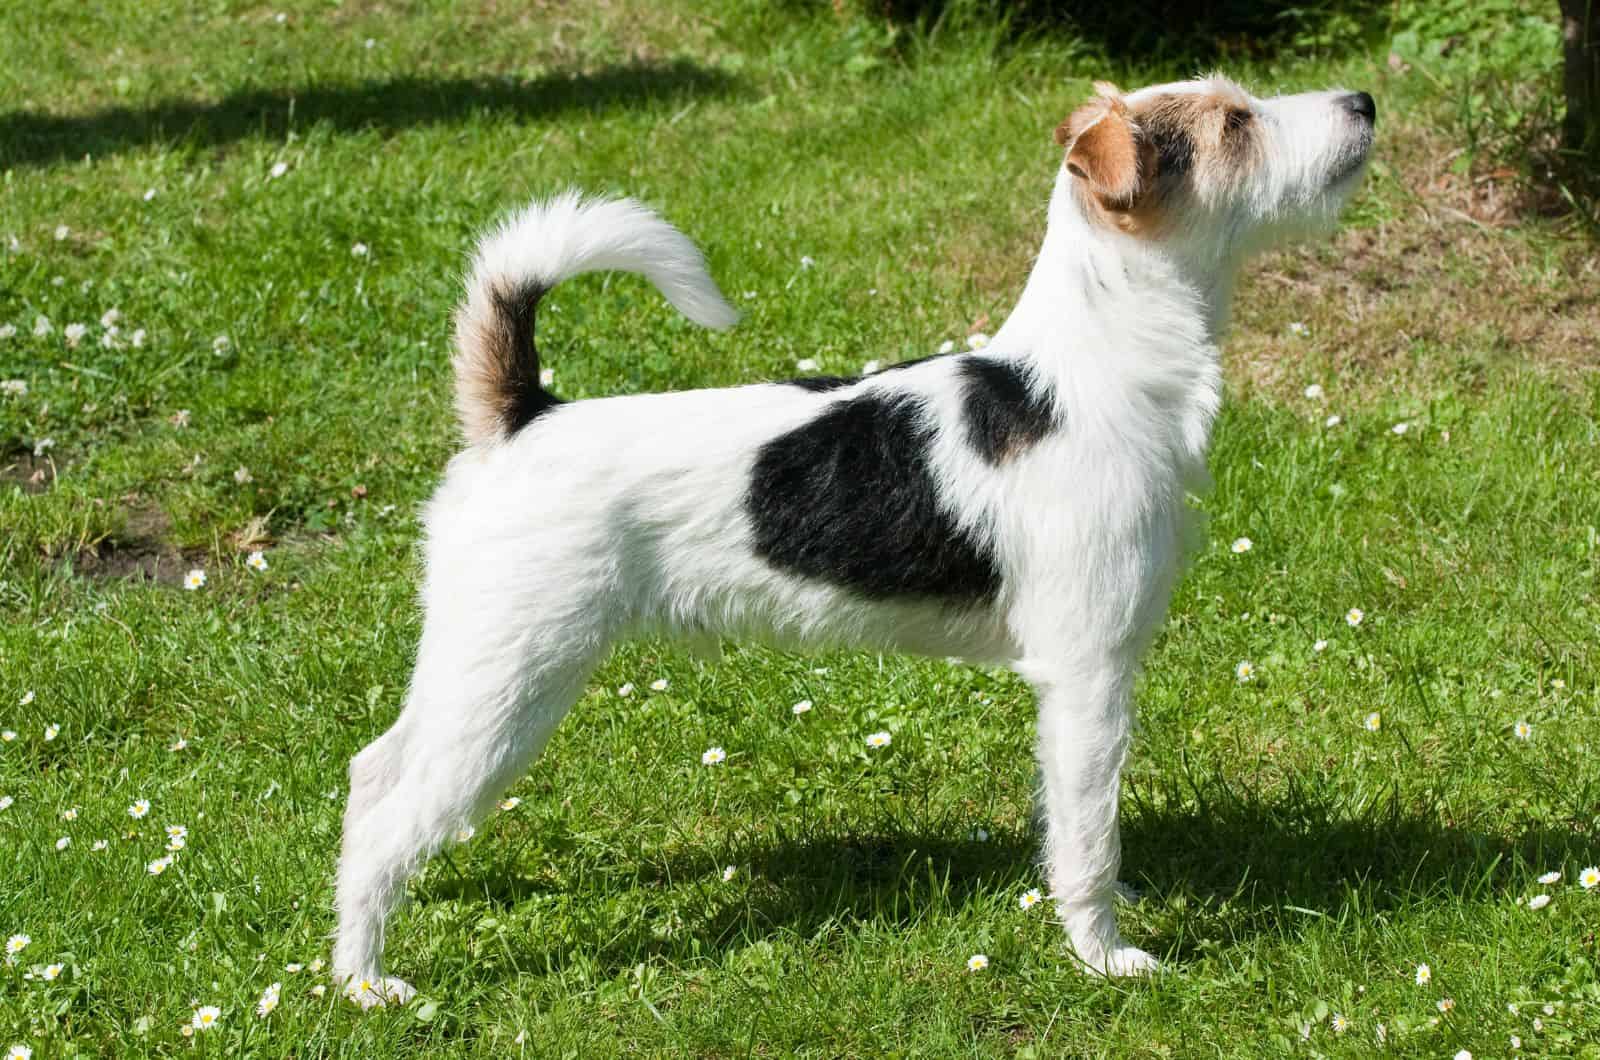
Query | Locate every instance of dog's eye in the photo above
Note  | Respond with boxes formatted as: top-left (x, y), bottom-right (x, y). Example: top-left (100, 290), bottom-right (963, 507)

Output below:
top-left (1224, 108), bottom-right (1252, 133)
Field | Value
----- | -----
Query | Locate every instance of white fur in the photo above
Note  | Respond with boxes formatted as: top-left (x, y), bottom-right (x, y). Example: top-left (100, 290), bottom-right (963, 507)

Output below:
top-left (333, 79), bottom-right (1372, 995)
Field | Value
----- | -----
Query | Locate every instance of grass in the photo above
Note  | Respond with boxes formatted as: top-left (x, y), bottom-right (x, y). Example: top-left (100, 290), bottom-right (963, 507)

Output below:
top-left (2, 0), bottom-right (1599, 1055)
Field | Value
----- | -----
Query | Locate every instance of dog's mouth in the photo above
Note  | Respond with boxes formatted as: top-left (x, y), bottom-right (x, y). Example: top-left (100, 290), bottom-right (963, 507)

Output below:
top-left (1324, 132), bottom-right (1375, 191)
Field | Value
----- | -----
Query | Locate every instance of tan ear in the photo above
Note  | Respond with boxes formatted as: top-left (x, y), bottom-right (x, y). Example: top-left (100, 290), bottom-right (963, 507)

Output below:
top-left (1054, 95), bottom-right (1144, 210)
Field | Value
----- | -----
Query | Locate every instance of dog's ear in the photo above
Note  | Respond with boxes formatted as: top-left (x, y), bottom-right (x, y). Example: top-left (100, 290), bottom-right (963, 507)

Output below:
top-left (1054, 85), bottom-right (1144, 210)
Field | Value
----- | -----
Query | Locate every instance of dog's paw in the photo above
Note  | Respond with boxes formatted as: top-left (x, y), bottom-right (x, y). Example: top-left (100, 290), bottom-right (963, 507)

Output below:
top-left (341, 975), bottom-right (417, 1009)
top-left (1094, 945), bottom-right (1162, 979)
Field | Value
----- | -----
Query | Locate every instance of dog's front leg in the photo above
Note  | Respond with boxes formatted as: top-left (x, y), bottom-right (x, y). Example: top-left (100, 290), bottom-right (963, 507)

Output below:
top-left (1027, 656), bottom-right (1160, 977)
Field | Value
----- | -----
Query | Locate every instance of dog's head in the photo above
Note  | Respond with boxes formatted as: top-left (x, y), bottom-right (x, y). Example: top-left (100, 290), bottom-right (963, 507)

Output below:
top-left (1054, 76), bottom-right (1374, 256)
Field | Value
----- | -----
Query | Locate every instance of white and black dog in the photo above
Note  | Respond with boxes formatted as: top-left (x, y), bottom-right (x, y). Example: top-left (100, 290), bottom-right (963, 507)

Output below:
top-left (332, 75), bottom-right (1375, 1001)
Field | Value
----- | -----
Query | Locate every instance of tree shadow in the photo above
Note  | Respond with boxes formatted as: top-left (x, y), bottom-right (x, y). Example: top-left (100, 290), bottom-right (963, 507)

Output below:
top-left (419, 781), bottom-right (1593, 980)
top-left (0, 59), bottom-right (737, 169)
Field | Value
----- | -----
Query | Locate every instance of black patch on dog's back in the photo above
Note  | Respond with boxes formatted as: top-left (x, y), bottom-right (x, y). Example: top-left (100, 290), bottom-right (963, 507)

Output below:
top-left (958, 358), bottom-right (1057, 464)
top-left (746, 393), bottom-right (1000, 602)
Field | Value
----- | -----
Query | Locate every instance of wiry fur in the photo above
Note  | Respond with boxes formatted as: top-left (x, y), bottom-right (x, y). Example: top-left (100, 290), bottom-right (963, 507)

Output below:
top-left (333, 76), bottom-right (1375, 1002)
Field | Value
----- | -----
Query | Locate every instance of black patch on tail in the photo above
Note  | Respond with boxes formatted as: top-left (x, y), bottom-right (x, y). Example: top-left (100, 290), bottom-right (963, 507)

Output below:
top-left (493, 281), bottom-right (562, 436)
top-left (958, 359), bottom-right (1057, 464)
top-left (746, 392), bottom-right (1000, 602)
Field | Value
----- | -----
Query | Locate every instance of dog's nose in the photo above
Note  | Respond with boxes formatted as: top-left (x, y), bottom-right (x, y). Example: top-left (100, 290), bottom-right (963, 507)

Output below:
top-left (1341, 91), bottom-right (1377, 124)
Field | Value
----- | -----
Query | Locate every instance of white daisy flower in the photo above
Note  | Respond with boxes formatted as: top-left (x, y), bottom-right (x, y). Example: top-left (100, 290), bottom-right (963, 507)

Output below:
top-left (795, 357), bottom-right (819, 372)
top-left (270, 161), bottom-right (289, 179)
top-left (0, 377), bottom-right (22, 394)
top-left (617, 682), bottom-right (634, 698)
top-left (1303, 383), bottom-right (1325, 401)
top-left (721, 865), bottom-right (737, 882)
top-left (351, 242), bottom-right (369, 257)
top-left (100, 308), bottom-right (121, 328)
top-left (1287, 321), bottom-right (1309, 336)
top-left (169, 738), bottom-right (188, 752)
top-left (233, 466), bottom-right (253, 484)
top-left (55, 836), bottom-right (70, 851)
top-left (1578, 866), bottom-right (1599, 889)
top-left (61, 808), bottom-right (77, 821)
top-left (344, 978), bottom-right (388, 1009)
top-left (498, 797), bottom-right (521, 811)
top-left (865, 730), bottom-right (892, 748)
top-left (42, 964), bottom-right (62, 981)
top-left (1533, 1017), bottom-right (1543, 1031)
top-left (701, 746), bottom-right (726, 766)
top-left (1235, 660), bottom-right (1255, 683)
top-left (1, 732), bottom-right (15, 742)
top-left (538, 367), bottom-right (555, 387)
top-left (170, 408), bottom-right (190, 427)
top-left (54, 225), bottom-right (69, 241)
top-left (309, 958), bottom-right (325, 973)
top-left (455, 826), bottom-right (475, 843)
top-left (91, 839), bottom-right (108, 851)
top-left (965, 953), bottom-right (989, 972)
top-left (966, 333), bottom-right (990, 350)
top-left (1454, 1051), bottom-right (1471, 1060)
top-left (1514, 720), bottom-right (1532, 741)
top-left (1364, 711), bottom-right (1381, 732)
top-left (256, 983), bottom-right (281, 1018)
top-left (183, 569), bottom-right (206, 591)
top-left (32, 315), bottom-right (52, 337)
top-left (861, 360), bottom-right (881, 375)
top-left (649, 679), bottom-right (669, 692)
top-left (0, 796), bottom-right (11, 809)
top-left (6, 935), bottom-right (29, 955)
top-left (1330, 1013), bottom-right (1349, 1033)
top-left (311, 983), bottom-right (327, 997)
top-left (937, 339), bottom-right (956, 355)
top-left (64, 323), bottom-right (87, 348)
top-left (1230, 537), bottom-right (1252, 553)
top-left (167, 835), bottom-right (186, 851)
top-left (128, 799), bottom-right (150, 819)
top-left (1511, 1034), bottom-right (1521, 1049)
top-left (99, 326), bottom-right (121, 349)
top-left (1437, 997), bottom-right (1455, 1013)
top-left (364, 37), bottom-right (376, 48)
top-left (799, 255), bottom-right (815, 269)
top-left (1391, 422), bottom-right (1409, 435)
top-left (246, 551), bottom-right (268, 572)
top-left (1414, 962), bottom-right (1431, 985)
top-left (43, 723), bottom-right (59, 741)
top-left (130, 328), bottom-right (146, 347)
top-left (1345, 608), bottom-right (1364, 627)
top-left (0, 327), bottom-right (16, 343)
top-left (1538, 870), bottom-right (1562, 885)
top-left (192, 1005), bottom-right (221, 1031)
top-left (8, 1045), bottom-right (32, 1059)
top-left (1019, 888), bottom-right (1042, 910)
top-left (1552, 678), bottom-right (1567, 690)
top-left (212, 335), bottom-right (230, 353)
top-left (1313, 639), bottom-right (1329, 652)
top-left (1325, 414), bottom-right (1341, 428)
top-left (143, 187), bottom-right (157, 201)
top-left (148, 855), bottom-right (174, 875)
top-left (791, 699), bottom-right (813, 715)
top-left (1528, 893), bottom-right (1551, 910)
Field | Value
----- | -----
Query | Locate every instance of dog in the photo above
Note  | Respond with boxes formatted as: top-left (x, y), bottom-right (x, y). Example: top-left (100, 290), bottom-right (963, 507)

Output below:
top-left (331, 74), bottom-right (1375, 1002)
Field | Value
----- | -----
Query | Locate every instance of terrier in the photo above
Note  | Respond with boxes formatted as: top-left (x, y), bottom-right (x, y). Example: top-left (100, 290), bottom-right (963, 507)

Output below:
top-left (332, 75), bottom-right (1375, 1001)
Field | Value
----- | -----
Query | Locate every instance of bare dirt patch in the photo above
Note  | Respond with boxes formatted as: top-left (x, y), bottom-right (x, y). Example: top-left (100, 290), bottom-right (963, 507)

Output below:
top-left (1, 450), bottom-right (57, 493)
top-left (69, 499), bottom-right (200, 586)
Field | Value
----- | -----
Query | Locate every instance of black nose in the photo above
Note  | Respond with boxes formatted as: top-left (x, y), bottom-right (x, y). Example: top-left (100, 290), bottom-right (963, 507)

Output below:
top-left (1342, 91), bottom-right (1377, 124)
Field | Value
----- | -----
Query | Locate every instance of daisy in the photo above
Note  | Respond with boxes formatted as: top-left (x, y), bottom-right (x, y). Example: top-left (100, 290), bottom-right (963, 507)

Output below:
top-left (799, 256), bottom-right (815, 269)
top-left (42, 964), bottom-right (62, 981)
top-left (1234, 660), bottom-right (1255, 683)
top-left (1533, 1017), bottom-right (1544, 1031)
top-left (1538, 870), bottom-right (1561, 885)
top-left (286, 963), bottom-right (304, 973)
top-left (54, 225), bottom-right (69, 241)
top-left (169, 738), bottom-right (188, 752)
top-left (8, 1046), bottom-right (31, 1060)
top-left (1514, 720), bottom-right (1532, 741)
top-left (1454, 1052), bottom-right (1472, 1060)
top-left (1019, 888), bottom-right (1043, 910)
top-left (1437, 997), bottom-right (1455, 1013)
top-left (1303, 383), bottom-right (1325, 401)
top-left (0, 328), bottom-right (14, 343)
top-left (246, 551), bottom-right (268, 572)
top-left (351, 242), bottom-right (369, 257)
top-left (1, 732), bottom-right (14, 742)
top-left (269, 161), bottom-right (288, 179)
top-left (183, 569), bottom-right (206, 590)
top-left (7, 935), bottom-right (30, 955)
top-left (18, 692), bottom-right (32, 708)
top-left (795, 357), bottom-right (819, 372)
top-left (791, 699), bottom-right (813, 715)
top-left (1391, 422), bottom-right (1409, 436)
top-left (967, 333), bottom-right (990, 350)
top-left (1528, 893), bottom-right (1551, 910)
top-left (166, 825), bottom-right (187, 840)
top-left (1414, 962), bottom-right (1431, 985)
top-left (143, 187), bottom-right (157, 201)
top-left (968, 826), bottom-right (990, 842)
top-left (455, 826), bottom-right (475, 843)
top-left (721, 865), bottom-right (737, 882)
top-left (1511, 1035), bottom-right (1522, 1049)
top-left (148, 855), bottom-right (174, 875)
top-left (99, 327), bottom-right (121, 349)
top-left (1551, 678), bottom-right (1567, 690)
top-left (1330, 1013), bottom-right (1348, 1034)
top-left (128, 799), bottom-right (150, 819)
top-left (497, 796), bottom-right (522, 812)
top-left (256, 982), bottom-right (281, 1018)
top-left (311, 983), bottom-right (327, 997)
top-left (234, 466), bottom-right (253, 484)
top-left (345, 978), bottom-right (387, 1010)
top-left (861, 360), bottom-right (882, 374)
top-left (91, 839), bottom-right (108, 851)
top-left (1364, 711), bottom-right (1381, 732)
top-left (966, 953), bottom-right (989, 972)
top-left (1579, 866), bottom-right (1599, 889)
top-left (0, 797), bottom-right (10, 810)
top-left (61, 807), bottom-right (77, 821)
top-left (43, 723), bottom-right (59, 741)
top-left (309, 958), bottom-right (325, 973)
top-left (54, 837), bottom-right (70, 851)
top-left (364, 37), bottom-right (376, 48)
top-left (32, 315), bottom-right (52, 337)
top-left (1325, 414), bottom-right (1341, 428)
top-left (649, 679), bottom-right (669, 692)
top-left (130, 328), bottom-right (146, 347)
top-left (1287, 321), bottom-right (1309, 336)
top-left (100, 308), bottom-right (120, 328)
top-left (865, 731), bottom-right (892, 748)
top-left (170, 408), bottom-right (190, 427)
top-left (538, 367), bottom-right (555, 387)
top-left (0, 377), bottom-right (21, 394)
top-left (701, 746), bottom-right (726, 766)
top-left (167, 835), bottom-right (186, 851)
top-left (617, 682), bottom-right (634, 697)
top-left (64, 323), bottom-right (87, 347)
top-left (1345, 608), bottom-right (1364, 627)
top-left (1313, 639), bottom-right (1329, 652)
top-left (1230, 537), bottom-right (1252, 553)
top-left (192, 1005), bottom-right (221, 1031)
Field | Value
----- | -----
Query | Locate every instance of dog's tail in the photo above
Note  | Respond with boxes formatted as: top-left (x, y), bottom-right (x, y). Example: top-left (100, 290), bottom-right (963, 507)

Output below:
top-left (452, 191), bottom-right (739, 447)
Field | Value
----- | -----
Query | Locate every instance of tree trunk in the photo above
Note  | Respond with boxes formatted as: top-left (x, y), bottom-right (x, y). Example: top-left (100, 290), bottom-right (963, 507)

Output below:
top-left (1561, 0), bottom-right (1600, 158)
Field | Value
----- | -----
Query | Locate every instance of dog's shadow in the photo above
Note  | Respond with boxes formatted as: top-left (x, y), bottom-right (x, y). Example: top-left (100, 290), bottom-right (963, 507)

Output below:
top-left (416, 783), bottom-right (1592, 979)
top-left (2, 60), bottom-right (736, 169)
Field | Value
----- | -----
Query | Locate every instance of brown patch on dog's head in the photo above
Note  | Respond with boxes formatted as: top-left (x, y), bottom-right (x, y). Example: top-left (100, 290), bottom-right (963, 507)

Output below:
top-left (1056, 76), bottom-right (1263, 234)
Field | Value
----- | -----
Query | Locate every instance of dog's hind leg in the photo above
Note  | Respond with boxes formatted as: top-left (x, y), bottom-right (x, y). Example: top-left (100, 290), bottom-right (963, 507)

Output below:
top-left (332, 606), bottom-right (602, 1003)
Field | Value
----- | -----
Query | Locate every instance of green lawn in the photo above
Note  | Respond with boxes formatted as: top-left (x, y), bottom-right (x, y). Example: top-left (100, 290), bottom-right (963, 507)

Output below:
top-left (3, 1), bottom-right (1599, 1056)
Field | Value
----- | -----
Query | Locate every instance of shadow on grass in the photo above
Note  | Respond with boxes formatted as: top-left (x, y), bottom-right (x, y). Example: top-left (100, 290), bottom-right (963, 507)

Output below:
top-left (0, 59), bottom-right (737, 168)
top-left (419, 776), bottom-right (1594, 979)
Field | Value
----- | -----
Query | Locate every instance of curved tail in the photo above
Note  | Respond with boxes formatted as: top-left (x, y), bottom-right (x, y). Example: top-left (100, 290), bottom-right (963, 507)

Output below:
top-left (451, 191), bottom-right (738, 447)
